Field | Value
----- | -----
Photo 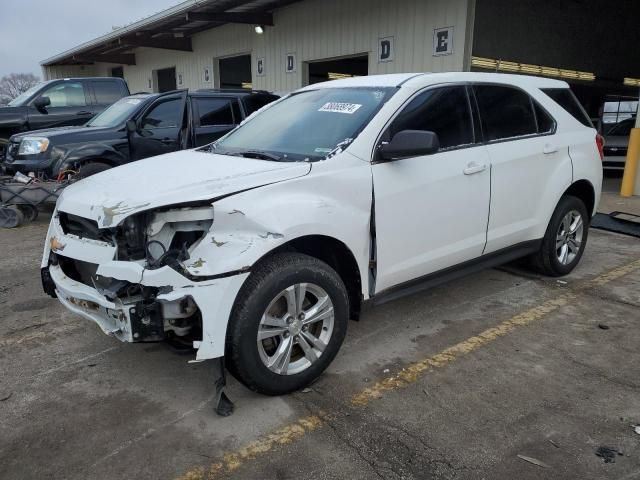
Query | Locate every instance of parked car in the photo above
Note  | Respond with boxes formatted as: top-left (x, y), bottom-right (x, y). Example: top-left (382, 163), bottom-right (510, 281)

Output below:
top-left (602, 117), bottom-right (635, 170)
top-left (2, 89), bottom-right (278, 179)
top-left (41, 73), bottom-right (602, 400)
top-left (0, 77), bottom-right (129, 160)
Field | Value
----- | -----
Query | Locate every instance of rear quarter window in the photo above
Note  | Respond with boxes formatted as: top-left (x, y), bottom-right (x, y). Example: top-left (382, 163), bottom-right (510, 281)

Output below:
top-left (541, 88), bottom-right (593, 128)
top-left (474, 85), bottom-right (538, 141)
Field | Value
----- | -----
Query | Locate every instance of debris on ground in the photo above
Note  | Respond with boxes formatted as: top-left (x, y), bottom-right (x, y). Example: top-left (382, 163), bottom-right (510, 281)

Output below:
top-left (0, 392), bottom-right (13, 401)
top-left (633, 425), bottom-right (640, 436)
top-left (598, 323), bottom-right (610, 330)
top-left (383, 368), bottom-right (390, 373)
top-left (556, 280), bottom-right (567, 285)
top-left (300, 388), bottom-right (313, 393)
top-left (517, 454), bottom-right (550, 468)
top-left (595, 446), bottom-right (623, 463)
top-left (548, 439), bottom-right (560, 448)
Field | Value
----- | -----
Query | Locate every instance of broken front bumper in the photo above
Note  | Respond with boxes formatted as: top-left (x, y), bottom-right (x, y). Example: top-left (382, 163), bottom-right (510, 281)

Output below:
top-left (42, 212), bottom-right (249, 360)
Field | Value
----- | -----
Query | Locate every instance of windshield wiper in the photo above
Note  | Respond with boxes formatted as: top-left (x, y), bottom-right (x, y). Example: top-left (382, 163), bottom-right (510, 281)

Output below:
top-left (232, 150), bottom-right (282, 161)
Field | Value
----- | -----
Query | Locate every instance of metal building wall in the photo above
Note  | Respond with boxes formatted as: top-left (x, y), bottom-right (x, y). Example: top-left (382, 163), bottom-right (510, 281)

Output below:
top-left (44, 0), bottom-right (472, 94)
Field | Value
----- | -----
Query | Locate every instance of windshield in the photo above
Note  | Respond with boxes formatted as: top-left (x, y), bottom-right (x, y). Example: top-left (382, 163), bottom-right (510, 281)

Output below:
top-left (86, 96), bottom-right (148, 127)
top-left (212, 87), bottom-right (396, 161)
top-left (7, 82), bottom-right (46, 107)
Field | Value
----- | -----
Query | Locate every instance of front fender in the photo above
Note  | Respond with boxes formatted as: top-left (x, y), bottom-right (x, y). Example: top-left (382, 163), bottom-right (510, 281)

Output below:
top-left (182, 155), bottom-right (373, 296)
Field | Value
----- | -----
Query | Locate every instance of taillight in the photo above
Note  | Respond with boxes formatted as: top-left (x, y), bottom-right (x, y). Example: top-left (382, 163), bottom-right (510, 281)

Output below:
top-left (596, 134), bottom-right (604, 161)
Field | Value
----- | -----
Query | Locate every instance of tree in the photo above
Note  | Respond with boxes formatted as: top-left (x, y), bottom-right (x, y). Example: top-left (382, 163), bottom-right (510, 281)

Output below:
top-left (0, 73), bottom-right (40, 102)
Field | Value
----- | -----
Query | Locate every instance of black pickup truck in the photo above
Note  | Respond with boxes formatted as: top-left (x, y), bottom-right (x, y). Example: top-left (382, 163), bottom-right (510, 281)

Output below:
top-left (2, 89), bottom-right (279, 179)
top-left (0, 77), bottom-right (129, 159)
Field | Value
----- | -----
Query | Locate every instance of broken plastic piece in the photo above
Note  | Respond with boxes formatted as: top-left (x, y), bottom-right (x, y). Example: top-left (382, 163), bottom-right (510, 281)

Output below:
top-left (212, 357), bottom-right (234, 417)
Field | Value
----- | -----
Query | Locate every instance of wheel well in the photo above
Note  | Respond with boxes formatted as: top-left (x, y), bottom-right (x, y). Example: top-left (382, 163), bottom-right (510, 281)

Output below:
top-left (269, 235), bottom-right (363, 320)
top-left (564, 180), bottom-right (595, 216)
top-left (79, 158), bottom-right (116, 168)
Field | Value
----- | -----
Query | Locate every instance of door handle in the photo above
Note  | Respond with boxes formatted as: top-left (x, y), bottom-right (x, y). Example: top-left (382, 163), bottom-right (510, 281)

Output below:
top-left (463, 162), bottom-right (487, 175)
top-left (76, 111), bottom-right (92, 116)
top-left (160, 137), bottom-right (175, 145)
top-left (543, 143), bottom-right (558, 154)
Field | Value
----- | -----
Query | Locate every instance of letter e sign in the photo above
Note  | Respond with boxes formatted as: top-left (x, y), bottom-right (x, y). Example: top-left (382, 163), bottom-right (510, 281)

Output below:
top-left (378, 36), bottom-right (394, 63)
top-left (433, 27), bottom-right (454, 56)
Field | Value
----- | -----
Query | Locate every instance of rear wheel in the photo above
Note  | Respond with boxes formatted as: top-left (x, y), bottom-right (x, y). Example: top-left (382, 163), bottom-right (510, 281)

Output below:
top-left (530, 195), bottom-right (589, 276)
top-left (226, 253), bottom-right (349, 395)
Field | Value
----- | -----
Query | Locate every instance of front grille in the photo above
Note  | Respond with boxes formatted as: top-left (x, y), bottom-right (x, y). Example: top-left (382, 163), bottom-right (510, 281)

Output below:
top-left (59, 212), bottom-right (114, 244)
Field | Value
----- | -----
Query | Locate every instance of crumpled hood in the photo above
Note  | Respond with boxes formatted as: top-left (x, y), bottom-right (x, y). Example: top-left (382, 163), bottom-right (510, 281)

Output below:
top-left (57, 149), bottom-right (311, 227)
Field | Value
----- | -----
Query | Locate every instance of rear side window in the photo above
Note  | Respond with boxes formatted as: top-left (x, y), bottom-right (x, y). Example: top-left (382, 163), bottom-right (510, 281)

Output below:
top-left (542, 88), bottom-right (593, 128)
top-left (389, 86), bottom-right (474, 149)
top-left (474, 85), bottom-right (537, 141)
top-left (91, 81), bottom-right (124, 105)
top-left (141, 98), bottom-right (181, 129)
top-left (194, 97), bottom-right (235, 126)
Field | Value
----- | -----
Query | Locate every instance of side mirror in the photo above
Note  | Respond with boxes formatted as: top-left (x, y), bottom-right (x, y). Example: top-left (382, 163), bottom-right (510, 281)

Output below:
top-left (34, 96), bottom-right (51, 112)
top-left (125, 119), bottom-right (137, 134)
top-left (379, 130), bottom-right (440, 161)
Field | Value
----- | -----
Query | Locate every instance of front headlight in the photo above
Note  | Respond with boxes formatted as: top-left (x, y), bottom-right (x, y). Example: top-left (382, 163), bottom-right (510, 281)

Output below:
top-left (18, 137), bottom-right (49, 155)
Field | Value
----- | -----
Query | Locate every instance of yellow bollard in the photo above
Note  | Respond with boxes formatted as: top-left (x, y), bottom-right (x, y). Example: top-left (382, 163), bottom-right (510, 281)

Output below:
top-left (621, 128), bottom-right (640, 197)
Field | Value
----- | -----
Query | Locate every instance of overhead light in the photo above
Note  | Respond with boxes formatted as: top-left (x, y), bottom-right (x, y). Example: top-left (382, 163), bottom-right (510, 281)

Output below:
top-left (254, 25), bottom-right (264, 34)
top-left (624, 77), bottom-right (640, 87)
top-left (471, 56), bottom-right (595, 82)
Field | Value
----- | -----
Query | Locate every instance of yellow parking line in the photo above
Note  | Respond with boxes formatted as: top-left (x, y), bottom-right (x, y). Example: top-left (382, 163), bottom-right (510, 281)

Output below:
top-left (352, 257), bottom-right (640, 406)
top-left (177, 258), bottom-right (640, 480)
top-left (176, 416), bottom-right (323, 480)
top-left (351, 293), bottom-right (575, 406)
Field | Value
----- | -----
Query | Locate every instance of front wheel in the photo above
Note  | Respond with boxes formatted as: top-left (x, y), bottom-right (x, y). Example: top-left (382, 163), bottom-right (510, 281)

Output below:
top-left (530, 195), bottom-right (589, 276)
top-left (226, 253), bottom-right (349, 395)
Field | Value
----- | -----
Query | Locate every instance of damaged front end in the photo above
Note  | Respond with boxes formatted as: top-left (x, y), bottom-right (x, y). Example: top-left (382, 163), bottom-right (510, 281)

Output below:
top-left (42, 204), bottom-right (249, 361)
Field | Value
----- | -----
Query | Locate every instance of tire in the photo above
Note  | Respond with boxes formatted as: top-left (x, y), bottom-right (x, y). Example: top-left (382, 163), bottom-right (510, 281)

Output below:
top-left (76, 162), bottom-right (111, 179)
top-left (17, 204), bottom-right (38, 222)
top-left (530, 195), bottom-right (589, 276)
top-left (226, 253), bottom-right (349, 395)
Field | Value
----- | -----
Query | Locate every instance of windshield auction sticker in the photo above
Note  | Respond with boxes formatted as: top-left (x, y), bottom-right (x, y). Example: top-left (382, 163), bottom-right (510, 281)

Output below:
top-left (318, 102), bottom-right (363, 114)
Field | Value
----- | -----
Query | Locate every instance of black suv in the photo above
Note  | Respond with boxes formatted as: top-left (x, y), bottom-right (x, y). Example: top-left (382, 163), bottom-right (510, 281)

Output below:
top-left (2, 89), bottom-right (279, 179)
top-left (0, 77), bottom-right (129, 159)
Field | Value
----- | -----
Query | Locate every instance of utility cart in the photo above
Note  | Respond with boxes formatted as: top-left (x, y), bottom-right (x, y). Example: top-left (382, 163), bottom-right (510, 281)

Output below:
top-left (0, 175), bottom-right (66, 228)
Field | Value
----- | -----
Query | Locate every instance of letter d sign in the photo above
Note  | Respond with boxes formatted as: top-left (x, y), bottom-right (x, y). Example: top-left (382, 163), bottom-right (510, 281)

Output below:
top-left (378, 36), bottom-right (394, 63)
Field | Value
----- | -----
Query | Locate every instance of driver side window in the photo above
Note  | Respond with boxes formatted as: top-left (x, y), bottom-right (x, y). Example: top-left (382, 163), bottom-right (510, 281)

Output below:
top-left (40, 82), bottom-right (87, 107)
top-left (389, 86), bottom-right (474, 150)
top-left (141, 98), bottom-right (180, 129)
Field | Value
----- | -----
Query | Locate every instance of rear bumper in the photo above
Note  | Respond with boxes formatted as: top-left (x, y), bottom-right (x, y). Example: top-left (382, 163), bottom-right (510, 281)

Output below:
top-left (603, 155), bottom-right (626, 170)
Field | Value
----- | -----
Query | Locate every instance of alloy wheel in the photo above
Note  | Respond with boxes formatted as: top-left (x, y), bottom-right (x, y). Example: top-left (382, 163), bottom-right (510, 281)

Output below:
top-left (257, 283), bottom-right (335, 375)
top-left (556, 210), bottom-right (584, 265)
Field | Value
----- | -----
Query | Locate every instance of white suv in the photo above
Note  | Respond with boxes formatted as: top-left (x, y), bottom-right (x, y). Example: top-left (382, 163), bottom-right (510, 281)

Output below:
top-left (42, 72), bottom-right (602, 400)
